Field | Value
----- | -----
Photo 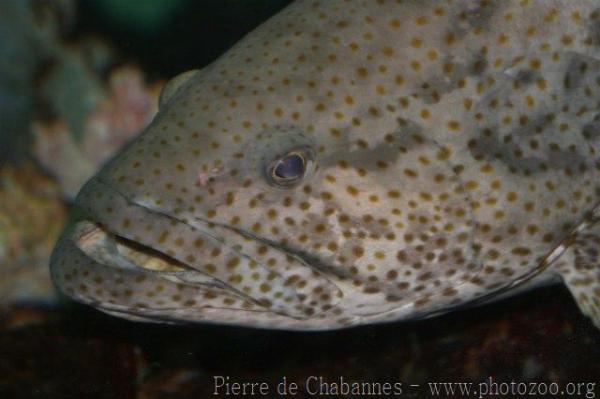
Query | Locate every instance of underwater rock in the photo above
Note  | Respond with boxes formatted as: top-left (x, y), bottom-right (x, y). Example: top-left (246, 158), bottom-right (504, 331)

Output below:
top-left (0, 0), bottom-right (75, 163)
top-left (0, 287), bottom-right (597, 398)
top-left (0, 0), bottom-right (161, 307)
top-left (33, 66), bottom-right (162, 198)
top-left (0, 319), bottom-right (137, 399)
top-left (0, 162), bottom-right (66, 304)
top-left (0, 0), bottom-right (164, 199)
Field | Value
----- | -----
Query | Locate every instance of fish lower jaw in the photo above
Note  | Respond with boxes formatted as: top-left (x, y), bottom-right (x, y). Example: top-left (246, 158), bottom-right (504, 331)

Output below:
top-left (51, 221), bottom-right (281, 322)
top-left (59, 221), bottom-right (335, 323)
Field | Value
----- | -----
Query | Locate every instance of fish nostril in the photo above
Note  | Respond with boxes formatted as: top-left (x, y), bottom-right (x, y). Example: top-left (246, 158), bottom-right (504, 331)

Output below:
top-left (196, 167), bottom-right (225, 187)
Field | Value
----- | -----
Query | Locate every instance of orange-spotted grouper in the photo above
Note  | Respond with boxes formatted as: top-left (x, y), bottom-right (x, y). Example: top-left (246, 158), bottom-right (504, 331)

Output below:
top-left (50, 0), bottom-right (600, 330)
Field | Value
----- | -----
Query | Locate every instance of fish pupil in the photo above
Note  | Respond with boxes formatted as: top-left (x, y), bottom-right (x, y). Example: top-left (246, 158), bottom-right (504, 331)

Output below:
top-left (274, 154), bottom-right (305, 179)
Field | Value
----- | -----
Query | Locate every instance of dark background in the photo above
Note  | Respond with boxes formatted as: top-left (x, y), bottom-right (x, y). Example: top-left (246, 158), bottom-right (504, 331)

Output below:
top-left (76, 0), bottom-right (293, 79)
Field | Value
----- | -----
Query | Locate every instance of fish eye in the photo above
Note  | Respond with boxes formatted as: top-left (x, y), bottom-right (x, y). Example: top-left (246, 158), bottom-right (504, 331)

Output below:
top-left (267, 149), bottom-right (312, 187)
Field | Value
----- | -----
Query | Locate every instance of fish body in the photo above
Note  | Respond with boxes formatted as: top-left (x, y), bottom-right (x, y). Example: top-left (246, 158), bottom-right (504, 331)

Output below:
top-left (51, 0), bottom-right (600, 330)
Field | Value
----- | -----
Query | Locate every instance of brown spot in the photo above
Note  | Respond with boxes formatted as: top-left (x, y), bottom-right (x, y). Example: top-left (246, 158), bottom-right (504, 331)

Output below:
top-left (511, 247), bottom-right (531, 256)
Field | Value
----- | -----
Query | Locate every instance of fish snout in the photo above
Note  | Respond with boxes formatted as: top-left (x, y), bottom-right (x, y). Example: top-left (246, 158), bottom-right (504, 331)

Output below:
top-left (52, 176), bottom-right (344, 322)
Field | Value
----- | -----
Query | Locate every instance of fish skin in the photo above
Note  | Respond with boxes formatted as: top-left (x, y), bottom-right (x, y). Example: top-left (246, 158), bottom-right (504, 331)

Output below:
top-left (50, 0), bottom-right (600, 330)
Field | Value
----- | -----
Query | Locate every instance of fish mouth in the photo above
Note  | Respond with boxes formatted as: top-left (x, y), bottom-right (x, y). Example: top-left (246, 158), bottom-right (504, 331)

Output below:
top-left (50, 177), bottom-right (343, 325)
top-left (79, 223), bottom-right (190, 274)
top-left (51, 219), bottom-right (264, 317)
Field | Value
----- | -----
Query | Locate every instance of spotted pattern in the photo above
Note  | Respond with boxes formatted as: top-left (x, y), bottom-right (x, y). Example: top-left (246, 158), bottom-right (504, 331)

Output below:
top-left (50, 0), bottom-right (600, 330)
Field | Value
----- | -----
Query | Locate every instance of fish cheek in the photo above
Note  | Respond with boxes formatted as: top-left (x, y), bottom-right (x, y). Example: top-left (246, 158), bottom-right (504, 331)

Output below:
top-left (274, 132), bottom-right (485, 313)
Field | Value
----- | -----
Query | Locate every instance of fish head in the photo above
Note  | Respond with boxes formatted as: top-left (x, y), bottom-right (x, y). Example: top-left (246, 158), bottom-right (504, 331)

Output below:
top-left (50, 72), bottom-right (478, 329)
top-left (50, 0), bottom-right (487, 329)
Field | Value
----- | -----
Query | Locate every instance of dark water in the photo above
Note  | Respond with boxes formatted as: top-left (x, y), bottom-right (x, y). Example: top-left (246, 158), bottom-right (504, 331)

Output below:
top-left (76, 0), bottom-right (294, 78)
